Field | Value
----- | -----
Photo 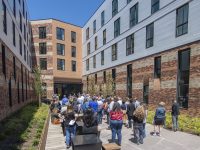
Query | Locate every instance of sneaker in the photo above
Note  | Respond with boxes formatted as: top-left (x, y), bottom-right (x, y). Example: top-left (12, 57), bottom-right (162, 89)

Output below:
top-left (153, 132), bottom-right (157, 136)
top-left (66, 145), bottom-right (70, 149)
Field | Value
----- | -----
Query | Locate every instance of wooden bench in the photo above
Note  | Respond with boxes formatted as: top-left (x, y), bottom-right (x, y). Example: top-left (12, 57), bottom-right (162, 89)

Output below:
top-left (102, 143), bottom-right (121, 150)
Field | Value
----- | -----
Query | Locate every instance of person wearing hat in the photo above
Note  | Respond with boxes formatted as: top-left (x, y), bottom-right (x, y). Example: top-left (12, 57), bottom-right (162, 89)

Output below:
top-left (153, 102), bottom-right (166, 136)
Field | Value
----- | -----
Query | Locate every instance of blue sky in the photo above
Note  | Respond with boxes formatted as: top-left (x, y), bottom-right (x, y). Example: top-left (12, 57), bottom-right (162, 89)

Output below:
top-left (27, 0), bottom-right (105, 27)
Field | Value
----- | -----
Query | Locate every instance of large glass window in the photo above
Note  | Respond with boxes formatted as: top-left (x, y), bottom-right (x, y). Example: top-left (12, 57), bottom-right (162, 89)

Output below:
top-left (3, 1), bottom-right (7, 34)
top-left (71, 46), bottom-right (76, 57)
top-left (57, 59), bottom-right (65, 71)
top-left (87, 42), bottom-right (90, 55)
top-left (57, 43), bottom-right (65, 56)
top-left (86, 59), bottom-right (89, 71)
top-left (86, 27), bottom-right (89, 40)
top-left (114, 18), bottom-right (120, 38)
top-left (112, 43), bottom-right (117, 61)
top-left (13, 21), bottom-right (16, 46)
top-left (72, 61), bottom-right (76, 72)
top-left (103, 29), bottom-right (106, 45)
top-left (40, 58), bottom-right (47, 70)
top-left (127, 64), bottom-right (132, 98)
top-left (130, 3), bottom-right (138, 28)
top-left (39, 43), bottom-right (47, 54)
top-left (19, 35), bottom-right (22, 55)
top-left (176, 3), bottom-right (189, 37)
top-left (19, 12), bottom-right (22, 31)
top-left (151, 0), bottom-right (160, 14)
top-left (56, 27), bottom-right (65, 40)
top-left (126, 33), bottom-right (134, 56)
top-left (93, 55), bottom-right (96, 68)
top-left (39, 27), bottom-right (46, 39)
top-left (154, 56), bottom-right (161, 78)
top-left (101, 51), bottom-right (104, 66)
top-left (101, 11), bottom-right (105, 27)
top-left (71, 31), bottom-right (76, 43)
top-left (95, 36), bottom-right (98, 50)
top-left (178, 49), bottom-right (190, 108)
top-left (146, 23), bottom-right (154, 48)
top-left (93, 20), bottom-right (96, 34)
top-left (112, 0), bottom-right (118, 17)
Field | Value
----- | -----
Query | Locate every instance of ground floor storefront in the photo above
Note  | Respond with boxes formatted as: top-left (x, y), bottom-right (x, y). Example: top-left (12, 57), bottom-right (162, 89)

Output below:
top-left (83, 41), bottom-right (200, 116)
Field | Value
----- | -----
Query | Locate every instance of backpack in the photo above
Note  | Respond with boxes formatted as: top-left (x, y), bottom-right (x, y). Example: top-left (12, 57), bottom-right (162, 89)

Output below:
top-left (133, 105), bottom-right (145, 122)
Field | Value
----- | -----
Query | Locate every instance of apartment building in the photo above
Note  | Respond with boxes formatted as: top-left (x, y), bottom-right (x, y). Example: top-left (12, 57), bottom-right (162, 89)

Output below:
top-left (82, 0), bottom-right (200, 115)
top-left (0, 0), bottom-right (35, 121)
top-left (31, 19), bottom-right (82, 99)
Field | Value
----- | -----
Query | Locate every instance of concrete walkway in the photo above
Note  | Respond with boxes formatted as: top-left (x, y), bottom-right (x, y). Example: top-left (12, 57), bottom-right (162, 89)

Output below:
top-left (45, 120), bottom-right (200, 150)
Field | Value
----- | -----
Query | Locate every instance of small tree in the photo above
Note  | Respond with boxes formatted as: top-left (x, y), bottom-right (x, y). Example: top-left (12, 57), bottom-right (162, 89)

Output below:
top-left (102, 72), bottom-right (115, 97)
top-left (87, 76), bottom-right (98, 96)
top-left (33, 66), bottom-right (43, 106)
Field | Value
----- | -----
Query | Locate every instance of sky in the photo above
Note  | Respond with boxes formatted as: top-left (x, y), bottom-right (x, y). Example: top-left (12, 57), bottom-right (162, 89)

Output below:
top-left (27, 0), bottom-right (105, 27)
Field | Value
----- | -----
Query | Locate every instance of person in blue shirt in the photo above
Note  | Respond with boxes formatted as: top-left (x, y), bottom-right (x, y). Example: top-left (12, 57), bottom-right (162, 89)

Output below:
top-left (62, 95), bottom-right (69, 106)
top-left (89, 97), bottom-right (98, 113)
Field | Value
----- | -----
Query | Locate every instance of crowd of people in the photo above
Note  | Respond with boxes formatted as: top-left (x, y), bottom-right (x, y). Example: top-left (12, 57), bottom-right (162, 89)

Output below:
top-left (49, 93), bottom-right (180, 149)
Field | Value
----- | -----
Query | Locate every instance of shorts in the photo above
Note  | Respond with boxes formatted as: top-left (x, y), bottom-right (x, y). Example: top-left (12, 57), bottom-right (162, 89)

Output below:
top-left (154, 118), bottom-right (164, 125)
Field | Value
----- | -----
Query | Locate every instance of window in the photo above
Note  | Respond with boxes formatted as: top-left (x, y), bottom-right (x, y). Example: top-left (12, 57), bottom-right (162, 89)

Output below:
top-left (71, 31), bottom-right (76, 43)
top-left (39, 27), bottom-right (46, 39)
top-left (112, 43), bottom-right (117, 61)
top-left (143, 83), bottom-right (149, 104)
top-left (87, 42), bottom-right (90, 55)
top-left (2, 1), bottom-right (7, 34)
top-left (13, 56), bottom-right (16, 81)
top-left (112, 0), bottom-right (118, 17)
top-left (2, 45), bottom-right (6, 77)
top-left (71, 46), bottom-right (76, 57)
top-left (101, 11), bottom-right (105, 27)
top-left (9, 78), bottom-right (12, 107)
top-left (95, 74), bottom-right (97, 84)
top-left (93, 55), bottom-right (96, 68)
top-left (21, 64), bottom-right (24, 102)
top-left (130, 3), bottom-right (138, 27)
top-left (72, 61), bottom-right (76, 72)
top-left (24, 24), bottom-right (26, 40)
top-left (101, 51), bottom-right (104, 65)
top-left (176, 4), bottom-right (189, 37)
top-left (19, 35), bottom-right (22, 55)
top-left (127, 0), bottom-right (132, 4)
top-left (146, 23), bottom-right (154, 48)
top-left (86, 27), bottom-right (89, 40)
top-left (127, 64), bottom-right (132, 98)
top-left (112, 68), bottom-right (116, 92)
top-left (154, 56), bottom-right (161, 78)
top-left (19, 12), bottom-right (22, 31)
top-left (95, 36), bottom-right (98, 50)
top-left (39, 43), bottom-right (47, 54)
top-left (178, 49), bottom-right (190, 108)
top-left (103, 71), bottom-right (106, 83)
top-left (93, 20), bottom-right (96, 34)
top-left (13, 0), bottom-right (16, 17)
top-left (151, 0), bottom-right (160, 14)
top-left (57, 59), bottom-right (65, 71)
top-left (126, 33), bottom-right (134, 55)
top-left (86, 59), bottom-right (89, 71)
top-left (18, 0), bottom-right (21, 4)
top-left (56, 27), bottom-right (65, 40)
top-left (24, 45), bottom-right (26, 61)
top-left (17, 81), bottom-right (20, 103)
top-left (40, 58), bottom-right (47, 70)
top-left (12, 21), bottom-right (16, 46)
top-left (57, 43), bottom-right (65, 55)
top-left (103, 29), bottom-right (106, 45)
top-left (114, 18), bottom-right (120, 38)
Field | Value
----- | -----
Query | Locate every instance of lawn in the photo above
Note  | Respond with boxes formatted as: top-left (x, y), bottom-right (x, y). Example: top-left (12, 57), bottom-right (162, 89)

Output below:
top-left (0, 103), bottom-right (49, 150)
top-left (147, 110), bottom-right (200, 136)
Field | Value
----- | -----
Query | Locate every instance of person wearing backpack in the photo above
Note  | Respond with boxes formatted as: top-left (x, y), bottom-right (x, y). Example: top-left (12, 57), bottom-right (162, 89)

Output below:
top-left (126, 99), bottom-right (136, 129)
top-left (133, 103), bottom-right (145, 145)
top-left (153, 102), bottom-right (166, 136)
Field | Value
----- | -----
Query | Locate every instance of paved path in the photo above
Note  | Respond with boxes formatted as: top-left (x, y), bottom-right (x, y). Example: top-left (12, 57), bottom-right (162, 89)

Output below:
top-left (45, 120), bottom-right (200, 150)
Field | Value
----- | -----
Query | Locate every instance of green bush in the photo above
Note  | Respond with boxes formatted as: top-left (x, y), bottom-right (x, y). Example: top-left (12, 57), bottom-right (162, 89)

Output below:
top-left (147, 110), bottom-right (200, 136)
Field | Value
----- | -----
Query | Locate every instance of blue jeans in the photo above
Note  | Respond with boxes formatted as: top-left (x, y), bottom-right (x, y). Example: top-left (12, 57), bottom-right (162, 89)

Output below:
top-left (110, 120), bottom-right (123, 145)
top-left (98, 110), bottom-right (103, 124)
top-left (66, 126), bottom-right (76, 146)
top-left (128, 116), bottom-right (133, 128)
top-left (143, 123), bottom-right (146, 138)
top-left (172, 115), bottom-right (178, 130)
top-left (134, 123), bottom-right (144, 144)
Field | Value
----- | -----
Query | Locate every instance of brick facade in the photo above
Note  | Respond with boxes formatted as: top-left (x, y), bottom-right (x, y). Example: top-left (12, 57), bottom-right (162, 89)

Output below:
top-left (0, 41), bottom-right (36, 121)
top-left (83, 42), bottom-right (200, 117)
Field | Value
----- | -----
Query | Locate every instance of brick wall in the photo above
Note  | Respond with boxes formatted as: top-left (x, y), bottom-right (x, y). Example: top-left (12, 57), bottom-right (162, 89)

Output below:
top-left (0, 41), bottom-right (36, 121)
top-left (83, 41), bottom-right (200, 117)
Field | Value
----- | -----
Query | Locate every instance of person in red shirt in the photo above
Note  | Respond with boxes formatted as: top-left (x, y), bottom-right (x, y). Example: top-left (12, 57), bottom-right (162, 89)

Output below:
top-left (110, 102), bottom-right (123, 146)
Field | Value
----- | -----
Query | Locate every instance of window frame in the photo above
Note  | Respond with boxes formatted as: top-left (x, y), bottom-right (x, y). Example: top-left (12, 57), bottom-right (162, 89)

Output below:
top-left (151, 0), bottom-right (160, 14)
top-left (112, 0), bottom-right (118, 17)
top-left (130, 3), bottom-right (138, 28)
top-left (146, 23), bottom-right (154, 48)
top-left (126, 33), bottom-right (134, 56)
top-left (57, 43), bottom-right (65, 56)
top-left (57, 59), bottom-right (65, 71)
top-left (40, 58), bottom-right (47, 70)
top-left (114, 18), bottom-right (120, 38)
top-left (112, 43), bottom-right (118, 61)
top-left (39, 42), bottom-right (47, 55)
top-left (56, 27), bottom-right (65, 40)
top-left (154, 56), bottom-right (161, 78)
top-left (39, 27), bottom-right (46, 39)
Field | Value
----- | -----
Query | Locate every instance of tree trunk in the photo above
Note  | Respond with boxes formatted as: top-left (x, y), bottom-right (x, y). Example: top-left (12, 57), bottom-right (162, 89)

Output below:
top-left (38, 94), bottom-right (41, 107)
